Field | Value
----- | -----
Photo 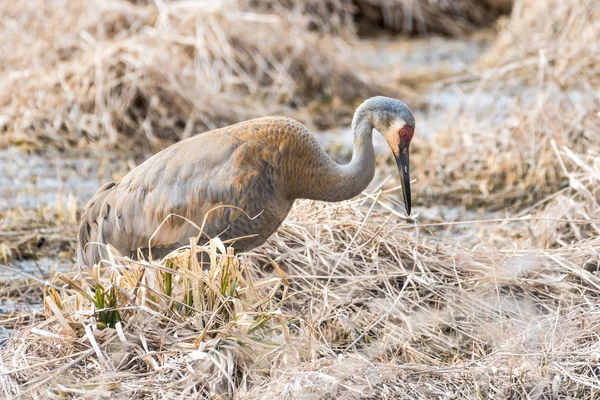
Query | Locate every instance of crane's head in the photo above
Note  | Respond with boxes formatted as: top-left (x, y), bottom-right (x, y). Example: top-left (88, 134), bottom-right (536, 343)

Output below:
top-left (356, 96), bottom-right (415, 216)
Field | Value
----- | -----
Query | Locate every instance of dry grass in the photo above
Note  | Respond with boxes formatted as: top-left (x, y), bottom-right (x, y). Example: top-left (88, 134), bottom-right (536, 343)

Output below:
top-left (409, 0), bottom-right (600, 211)
top-left (0, 0), bottom-right (512, 152)
top-left (1, 182), bottom-right (599, 397)
top-left (2, 0), bottom-right (600, 398)
top-left (271, 0), bottom-right (513, 36)
top-left (0, 0), bottom-right (392, 151)
top-left (353, 0), bottom-right (512, 36)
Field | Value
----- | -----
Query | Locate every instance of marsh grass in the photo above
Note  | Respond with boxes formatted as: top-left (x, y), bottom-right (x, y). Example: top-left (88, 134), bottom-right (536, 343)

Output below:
top-left (2, 167), bottom-right (600, 397)
top-left (1, 0), bottom-right (600, 398)
top-left (0, 0), bottom-right (387, 151)
top-left (352, 0), bottom-right (512, 36)
top-left (0, 0), bottom-right (513, 151)
top-left (2, 238), bottom-right (293, 397)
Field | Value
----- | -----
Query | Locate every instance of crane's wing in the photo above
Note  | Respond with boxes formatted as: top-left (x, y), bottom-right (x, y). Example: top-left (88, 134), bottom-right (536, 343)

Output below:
top-left (77, 129), bottom-right (267, 266)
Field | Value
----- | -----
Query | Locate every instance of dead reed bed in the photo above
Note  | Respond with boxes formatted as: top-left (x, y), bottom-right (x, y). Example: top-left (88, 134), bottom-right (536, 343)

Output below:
top-left (0, 0), bottom-right (512, 152)
top-left (260, 0), bottom-right (513, 36)
top-left (1, 181), bottom-right (599, 397)
top-left (353, 0), bottom-right (512, 36)
top-left (0, 0), bottom-right (388, 151)
top-left (408, 0), bottom-right (600, 211)
top-left (2, 0), bottom-right (600, 398)
top-left (481, 0), bottom-right (600, 87)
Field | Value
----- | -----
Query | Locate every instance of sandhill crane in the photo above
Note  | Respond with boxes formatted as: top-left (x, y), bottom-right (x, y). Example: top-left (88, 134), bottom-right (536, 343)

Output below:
top-left (77, 96), bottom-right (415, 267)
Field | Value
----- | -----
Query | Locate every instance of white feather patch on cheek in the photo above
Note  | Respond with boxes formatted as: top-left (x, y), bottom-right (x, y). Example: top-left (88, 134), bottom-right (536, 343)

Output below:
top-left (383, 119), bottom-right (406, 156)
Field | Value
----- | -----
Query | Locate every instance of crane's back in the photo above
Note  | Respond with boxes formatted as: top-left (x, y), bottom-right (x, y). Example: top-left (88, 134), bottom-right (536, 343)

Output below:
top-left (77, 116), bottom-right (326, 267)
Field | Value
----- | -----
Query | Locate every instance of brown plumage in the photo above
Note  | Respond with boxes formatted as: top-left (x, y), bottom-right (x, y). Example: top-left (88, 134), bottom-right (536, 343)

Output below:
top-left (77, 96), bottom-right (416, 267)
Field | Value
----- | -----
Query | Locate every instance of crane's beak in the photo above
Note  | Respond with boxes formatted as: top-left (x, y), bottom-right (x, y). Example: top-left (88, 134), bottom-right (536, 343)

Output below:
top-left (395, 146), bottom-right (412, 216)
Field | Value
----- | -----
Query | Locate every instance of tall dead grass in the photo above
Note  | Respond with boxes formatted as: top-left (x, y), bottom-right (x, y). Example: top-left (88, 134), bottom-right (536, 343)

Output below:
top-left (0, 0), bottom-right (513, 152)
top-left (1, 0), bottom-right (600, 398)
top-left (354, 0), bottom-right (512, 36)
top-left (0, 0), bottom-right (387, 150)
top-left (2, 183), bottom-right (599, 397)
top-left (408, 0), bottom-right (600, 212)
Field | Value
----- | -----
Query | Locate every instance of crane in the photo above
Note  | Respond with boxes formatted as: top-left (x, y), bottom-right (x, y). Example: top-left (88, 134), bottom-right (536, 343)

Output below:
top-left (77, 96), bottom-right (415, 266)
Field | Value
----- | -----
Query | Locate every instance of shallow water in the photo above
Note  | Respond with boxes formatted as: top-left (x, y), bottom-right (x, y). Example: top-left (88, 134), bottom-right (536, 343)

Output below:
top-left (0, 257), bottom-right (72, 344)
top-left (353, 35), bottom-right (490, 75)
top-left (0, 256), bottom-right (71, 281)
top-left (0, 149), bottom-right (103, 210)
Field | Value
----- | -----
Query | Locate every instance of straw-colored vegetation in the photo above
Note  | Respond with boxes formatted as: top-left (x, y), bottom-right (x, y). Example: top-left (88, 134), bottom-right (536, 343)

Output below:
top-left (353, 0), bottom-right (513, 35)
top-left (0, 0), bottom-right (388, 150)
top-left (2, 0), bottom-right (600, 398)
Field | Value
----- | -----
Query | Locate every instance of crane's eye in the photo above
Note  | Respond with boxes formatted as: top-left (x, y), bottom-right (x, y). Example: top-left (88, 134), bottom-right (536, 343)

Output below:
top-left (398, 126), bottom-right (414, 141)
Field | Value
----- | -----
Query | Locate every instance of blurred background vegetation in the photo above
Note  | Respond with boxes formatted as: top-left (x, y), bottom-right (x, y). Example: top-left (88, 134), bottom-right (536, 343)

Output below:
top-left (1, 0), bottom-right (600, 398)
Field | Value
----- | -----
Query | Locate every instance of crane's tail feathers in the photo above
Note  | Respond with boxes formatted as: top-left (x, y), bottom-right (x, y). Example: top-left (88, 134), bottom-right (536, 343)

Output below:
top-left (77, 181), bottom-right (117, 269)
